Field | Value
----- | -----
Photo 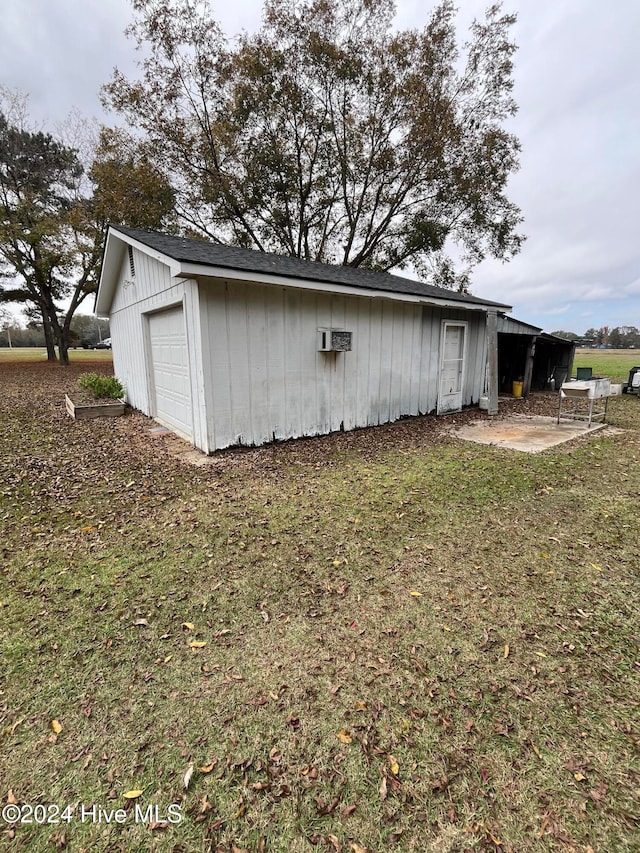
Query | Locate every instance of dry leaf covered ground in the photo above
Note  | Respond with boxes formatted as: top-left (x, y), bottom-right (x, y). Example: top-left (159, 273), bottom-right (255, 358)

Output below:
top-left (1, 358), bottom-right (639, 853)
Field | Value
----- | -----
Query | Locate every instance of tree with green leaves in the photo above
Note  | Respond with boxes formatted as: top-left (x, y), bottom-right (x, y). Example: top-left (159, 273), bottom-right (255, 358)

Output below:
top-left (0, 110), bottom-right (89, 362)
top-left (103, 0), bottom-right (524, 289)
top-left (0, 93), bottom-right (175, 364)
top-left (549, 330), bottom-right (579, 341)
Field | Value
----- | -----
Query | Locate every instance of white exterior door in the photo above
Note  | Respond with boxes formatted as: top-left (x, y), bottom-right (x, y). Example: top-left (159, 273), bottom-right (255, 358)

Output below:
top-left (437, 321), bottom-right (467, 414)
top-left (148, 306), bottom-right (193, 441)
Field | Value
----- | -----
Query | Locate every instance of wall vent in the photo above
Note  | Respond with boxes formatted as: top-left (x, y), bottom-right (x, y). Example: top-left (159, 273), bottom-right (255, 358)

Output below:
top-left (318, 328), bottom-right (352, 352)
top-left (127, 245), bottom-right (136, 278)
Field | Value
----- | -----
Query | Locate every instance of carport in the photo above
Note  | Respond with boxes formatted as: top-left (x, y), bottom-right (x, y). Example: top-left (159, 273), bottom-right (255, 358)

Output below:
top-left (531, 332), bottom-right (576, 390)
top-left (497, 316), bottom-right (575, 396)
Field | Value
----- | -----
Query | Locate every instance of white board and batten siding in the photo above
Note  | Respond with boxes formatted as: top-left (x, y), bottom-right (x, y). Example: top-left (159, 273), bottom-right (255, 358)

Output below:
top-left (198, 278), bottom-right (487, 452)
top-left (108, 247), bottom-right (208, 452)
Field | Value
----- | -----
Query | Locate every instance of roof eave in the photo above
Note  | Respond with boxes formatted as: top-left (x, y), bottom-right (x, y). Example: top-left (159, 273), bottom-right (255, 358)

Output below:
top-left (176, 261), bottom-right (512, 313)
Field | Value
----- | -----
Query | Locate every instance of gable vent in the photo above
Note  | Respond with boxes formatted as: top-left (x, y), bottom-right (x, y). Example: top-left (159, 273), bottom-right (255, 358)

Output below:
top-left (127, 245), bottom-right (136, 278)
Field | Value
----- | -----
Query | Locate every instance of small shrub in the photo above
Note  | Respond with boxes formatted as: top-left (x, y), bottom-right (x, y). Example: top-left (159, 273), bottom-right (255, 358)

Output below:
top-left (77, 373), bottom-right (124, 400)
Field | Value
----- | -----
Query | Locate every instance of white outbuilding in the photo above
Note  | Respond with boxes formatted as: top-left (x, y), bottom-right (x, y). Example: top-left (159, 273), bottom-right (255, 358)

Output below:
top-left (95, 226), bottom-right (509, 453)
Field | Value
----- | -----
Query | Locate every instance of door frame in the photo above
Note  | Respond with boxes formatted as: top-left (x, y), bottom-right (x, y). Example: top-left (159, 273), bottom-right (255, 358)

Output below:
top-left (437, 320), bottom-right (468, 415)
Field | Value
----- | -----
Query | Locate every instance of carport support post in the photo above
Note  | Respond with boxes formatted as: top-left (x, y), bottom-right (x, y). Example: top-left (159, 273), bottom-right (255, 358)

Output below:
top-left (486, 309), bottom-right (499, 414)
top-left (523, 338), bottom-right (536, 396)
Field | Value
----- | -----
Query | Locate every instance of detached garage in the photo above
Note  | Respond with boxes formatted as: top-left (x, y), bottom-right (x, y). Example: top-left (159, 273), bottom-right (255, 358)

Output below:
top-left (95, 226), bottom-right (511, 453)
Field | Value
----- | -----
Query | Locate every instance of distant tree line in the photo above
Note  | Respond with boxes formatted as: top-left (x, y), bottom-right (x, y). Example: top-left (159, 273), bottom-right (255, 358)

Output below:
top-left (550, 327), bottom-right (640, 348)
top-left (0, 312), bottom-right (110, 349)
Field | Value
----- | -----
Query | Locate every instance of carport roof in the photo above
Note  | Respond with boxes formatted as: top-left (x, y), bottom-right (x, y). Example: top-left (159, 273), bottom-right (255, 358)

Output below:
top-left (101, 225), bottom-right (511, 312)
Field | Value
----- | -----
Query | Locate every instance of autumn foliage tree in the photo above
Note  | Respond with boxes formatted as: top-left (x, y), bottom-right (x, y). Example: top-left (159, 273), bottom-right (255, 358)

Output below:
top-left (103, 0), bottom-right (524, 289)
top-left (90, 127), bottom-right (176, 231)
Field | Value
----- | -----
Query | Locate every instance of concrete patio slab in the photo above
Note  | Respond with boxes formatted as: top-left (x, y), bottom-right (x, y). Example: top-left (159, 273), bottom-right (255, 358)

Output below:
top-left (452, 415), bottom-right (608, 453)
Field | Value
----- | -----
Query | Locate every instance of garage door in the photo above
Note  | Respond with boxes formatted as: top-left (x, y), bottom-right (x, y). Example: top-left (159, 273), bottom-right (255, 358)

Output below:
top-left (148, 306), bottom-right (193, 441)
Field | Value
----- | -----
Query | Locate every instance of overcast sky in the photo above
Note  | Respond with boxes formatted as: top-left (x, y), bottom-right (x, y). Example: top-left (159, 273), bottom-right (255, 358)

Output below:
top-left (1, 0), bottom-right (638, 333)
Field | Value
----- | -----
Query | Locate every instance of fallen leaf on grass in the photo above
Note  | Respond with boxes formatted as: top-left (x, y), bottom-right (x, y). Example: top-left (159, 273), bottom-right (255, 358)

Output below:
top-left (123, 790), bottom-right (142, 799)
top-left (7, 790), bottom-right (17, 805)
top-left (50, 719), bottom-right (63, 734)
top-left (350, 844), bottom-right (369, 853)
top-left (327, 834), bottom-right (341, 852)
top-left (182, 622), bottom-right (195, 631)
top-left (379, 775), bottom-right (388, 800)
top-left (50, 830), bottom-right (67, 849)
top-left (529, 742), bottom-right (542, 759)
top-left (574, 772), bottom-right (586, 782)
top-left (198, 794), bottom-right (214, 817)
top-left (388, 756), bottom-right (399, 776)
top-left (432, 775), bottom-right (450, 793)
top-left (409, 590), bottom-right (422, 597)
top-left (4, 719), bottom-right (23, 737)
top-left (189, 641), bottom-right (207, 649)
top-left (199, 762), bottom-right (216, 773)
top-left (316, 795), bottom-right (340, 816)
top-left (336, 729), bottom-right (352, 744)
top-left (133, 619), bottom-right (148, 627)
top-left (183, 765), bottom-right (194, 790)
top-left (503, 644), bottom-right (510, 658)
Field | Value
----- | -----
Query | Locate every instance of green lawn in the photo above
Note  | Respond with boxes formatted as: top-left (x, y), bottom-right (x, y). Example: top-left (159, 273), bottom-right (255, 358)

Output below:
top-left (572, 349), bottom-right (640, 382)
top-left (1, 362), bottom-right (639, 852)
top-left (0, 347), bottom-right (113, 363)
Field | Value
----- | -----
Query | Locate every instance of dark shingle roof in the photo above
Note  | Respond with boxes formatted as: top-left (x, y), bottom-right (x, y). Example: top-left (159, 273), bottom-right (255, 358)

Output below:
top-left (112, 225), bottom-right (510, 310)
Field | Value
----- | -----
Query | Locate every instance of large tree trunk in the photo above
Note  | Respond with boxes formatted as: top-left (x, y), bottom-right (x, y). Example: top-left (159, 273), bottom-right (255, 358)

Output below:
top-left (57, 333), bottom-right (70, 366)
top-left (41, 310), bottom-right (58, 361)
top-left (49, 309), bottom-right (71, 367)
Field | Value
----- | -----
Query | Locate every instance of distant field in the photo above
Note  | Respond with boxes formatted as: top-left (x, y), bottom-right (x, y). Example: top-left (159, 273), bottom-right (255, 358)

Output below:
top-left (0, 347), bottom-right (113, 363)
top-left (572, 348), bottom-right (640, 382)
